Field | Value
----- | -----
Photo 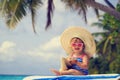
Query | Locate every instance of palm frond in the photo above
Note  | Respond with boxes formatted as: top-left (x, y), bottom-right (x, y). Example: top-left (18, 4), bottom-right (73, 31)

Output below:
top-left (6, 0), bottom-right (24, 28)
top-left (96, 37), bottom-right (107, 54)
top-left (0, 0), bottom-right (7, 16)
top-left (92, 0), bottom-right (99, 18)
top-left (28, 0), bottom-right (43, 33)
top-left (91, 22), bottom-right (103, 27)
top-left (46, 0), bottom-right (54, 30)
top-left (91, 18), bottom-right (113, 31)
top-left (92, 32), bottom-right (107, 37)
top-left (30, 6), bottom-right (36, 33)
top-left (104, 0), bottom-right (115, 9)
top-left (78, 0), bottom-right (87, 23)
top-left (62, 0), bottom-right (88, 23)
top-left (5, 0), bottom-right (28, 29)
top-left (93, 8), bottom-right (99, 18)
top-left (103, 36), bottom-right (111, 54)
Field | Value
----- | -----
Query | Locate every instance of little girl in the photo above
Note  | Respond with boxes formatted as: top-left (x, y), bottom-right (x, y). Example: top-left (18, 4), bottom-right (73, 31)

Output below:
top-left (51, 27), bottom-right (96, 75)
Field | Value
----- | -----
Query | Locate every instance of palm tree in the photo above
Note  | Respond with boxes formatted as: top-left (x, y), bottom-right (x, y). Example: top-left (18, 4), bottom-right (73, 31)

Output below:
top-left (61, 0), bottom-right (120, 22)
top-left (89, 4), bottom-right (120, 74)
top-left (0, 0), bottom-right (43, 33)
top-left (90, 17), bottom-right (120, 73)
top-left (92, 18), bottom-right (120, 54)
top-left (91, 2), bottom-right (120, 54)
top-left (0, 0), bottom-right (120, 33)
top-left (118, 0), bottom-right (120, 4)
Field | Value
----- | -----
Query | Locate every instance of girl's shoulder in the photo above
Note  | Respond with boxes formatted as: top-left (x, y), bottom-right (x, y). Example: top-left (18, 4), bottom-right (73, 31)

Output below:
top-left (82, 53), bottom-right (90, 60)
top-left (80, 53), bottom-right (89, 59)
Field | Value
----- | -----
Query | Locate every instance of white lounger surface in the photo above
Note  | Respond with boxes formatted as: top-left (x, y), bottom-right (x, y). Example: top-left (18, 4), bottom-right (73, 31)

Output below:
top-left (23, 74), bottom-right (120, 80)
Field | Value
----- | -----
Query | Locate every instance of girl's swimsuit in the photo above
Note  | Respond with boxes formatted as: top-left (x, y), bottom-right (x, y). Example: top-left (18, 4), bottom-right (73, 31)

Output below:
top-left (68, 54), bottom-right (88, 75)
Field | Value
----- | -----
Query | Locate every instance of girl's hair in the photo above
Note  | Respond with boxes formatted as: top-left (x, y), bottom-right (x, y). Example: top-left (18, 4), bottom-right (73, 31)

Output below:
top-left (70, 37), bottom-right (83, 43)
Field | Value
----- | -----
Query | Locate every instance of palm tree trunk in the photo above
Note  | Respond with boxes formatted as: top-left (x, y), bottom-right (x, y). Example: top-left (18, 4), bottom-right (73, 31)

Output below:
top-left (118, 0), bottom-right (120, 4)
top-left (86, 0), bottom-right (120, 20)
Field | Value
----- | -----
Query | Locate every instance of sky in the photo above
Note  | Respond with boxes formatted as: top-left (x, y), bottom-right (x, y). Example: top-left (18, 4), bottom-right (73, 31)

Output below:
top-left (0, 0), bottom-right (118, 75)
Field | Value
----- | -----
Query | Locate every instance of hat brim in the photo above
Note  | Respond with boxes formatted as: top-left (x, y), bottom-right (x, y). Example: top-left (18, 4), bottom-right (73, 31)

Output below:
top-left (60, 27), bottom-right (96, 58)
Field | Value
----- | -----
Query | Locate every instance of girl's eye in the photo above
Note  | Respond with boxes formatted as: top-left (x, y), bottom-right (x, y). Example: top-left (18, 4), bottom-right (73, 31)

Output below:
top-left (78, 44), bottom-right (82, 46)
top-left (72, 43), bottom-right (76, 46)
top-left (72, 43), bottom-right (83, 47)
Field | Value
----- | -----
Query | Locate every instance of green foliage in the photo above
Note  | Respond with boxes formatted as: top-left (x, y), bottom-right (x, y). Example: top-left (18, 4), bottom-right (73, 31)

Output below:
top-left (109, 55), bottom-right (120, 73)
top-left (89, 56), bottom-right (109, 74)
top-left (0, 0), bottom-right (42, 32)
top-left (89, 3), bottom-right (120, 74)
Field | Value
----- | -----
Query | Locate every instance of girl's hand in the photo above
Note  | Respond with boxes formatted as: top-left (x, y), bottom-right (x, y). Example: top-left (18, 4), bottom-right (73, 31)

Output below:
top-left (70, 59), bottom-right (77, 64)
top-left (67, 57), bottom-right (72, 61)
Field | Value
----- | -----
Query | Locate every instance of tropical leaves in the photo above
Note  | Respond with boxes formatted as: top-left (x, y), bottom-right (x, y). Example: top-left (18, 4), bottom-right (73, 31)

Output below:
top-left (0, 0), bottom-right (120, 33)
top-left (0, 0), bottom-right (25, 28)
top-left (104, 0), bottom-right (115, 9)
top-left (27, 0), bottom-right (43, 33)
top-left (89, 3), bottom-right (120, 74)
top-left (8, 0), bottom-right (27, 28)
top-left (61, 0), bottom-right (95, 23)
top-left (61, 0), bottom-right (120, 22)
top-left (92, 19), bottom-right (120, 54)
top-left (46, 0), bottom-right (54, 29)
top-left (0, 0), bottom-right (42, 33)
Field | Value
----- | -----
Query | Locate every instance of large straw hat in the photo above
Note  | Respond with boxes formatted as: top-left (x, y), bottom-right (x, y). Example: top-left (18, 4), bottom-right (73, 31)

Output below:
top-left (60, 27), bottom-right (96, 58)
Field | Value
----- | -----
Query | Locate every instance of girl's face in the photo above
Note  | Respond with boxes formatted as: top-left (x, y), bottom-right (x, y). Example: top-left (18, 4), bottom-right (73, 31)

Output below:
top-left (70, 37), bottom-right (84, 53)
